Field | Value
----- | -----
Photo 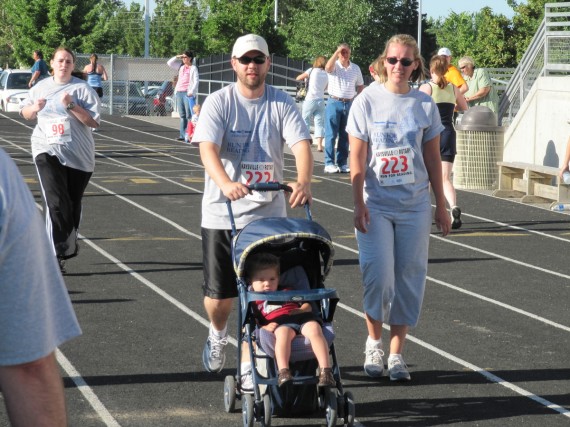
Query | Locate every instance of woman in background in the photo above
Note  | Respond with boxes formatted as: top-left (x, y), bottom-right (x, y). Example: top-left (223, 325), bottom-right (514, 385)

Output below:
top-left (83, 53), bottom-right (108, 99)
top-left (420, 55), bottom-right (467, 229)
top-left (296, 56), bottom-right (328, 152)
top-left (20, 47), bottom-right (100, 273)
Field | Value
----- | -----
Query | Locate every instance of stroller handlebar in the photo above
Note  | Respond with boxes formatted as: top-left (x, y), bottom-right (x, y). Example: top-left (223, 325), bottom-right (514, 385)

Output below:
top-left (247, 182), bottom-right (293, 193)
top-left (226, 182), bottom-right (312, 234)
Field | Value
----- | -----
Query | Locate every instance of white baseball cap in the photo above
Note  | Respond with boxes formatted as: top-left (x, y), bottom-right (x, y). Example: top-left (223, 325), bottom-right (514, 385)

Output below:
top-left (438, 47), bottom-right (452, 57)
top-left (232, 34), bottom-right (270, 58)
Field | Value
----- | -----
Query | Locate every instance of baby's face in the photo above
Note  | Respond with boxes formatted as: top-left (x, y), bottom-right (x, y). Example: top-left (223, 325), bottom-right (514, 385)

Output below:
top-left (250, 267), bottom-right (279, 292)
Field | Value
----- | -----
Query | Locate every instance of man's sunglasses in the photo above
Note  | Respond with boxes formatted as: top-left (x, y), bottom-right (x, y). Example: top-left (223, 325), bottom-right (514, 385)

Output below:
top-left (236, 55), bottom-right (267, 65)
top-left (386, 57), bottom-right (414, 67)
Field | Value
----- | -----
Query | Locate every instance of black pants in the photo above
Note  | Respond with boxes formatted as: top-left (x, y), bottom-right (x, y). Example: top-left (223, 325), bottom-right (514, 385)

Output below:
top-left (35, 153), bottom-right (92, 259)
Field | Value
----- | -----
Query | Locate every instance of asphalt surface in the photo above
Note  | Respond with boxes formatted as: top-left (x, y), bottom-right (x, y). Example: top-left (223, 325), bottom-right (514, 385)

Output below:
top-left (1, 111), bottom-right (569, 427)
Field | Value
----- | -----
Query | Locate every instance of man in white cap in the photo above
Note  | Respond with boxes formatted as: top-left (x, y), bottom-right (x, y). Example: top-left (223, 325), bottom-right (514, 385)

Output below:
top-left (438, 47), bottom-right (468, 95)
top-left (192, 34), bottom-right (313, 383)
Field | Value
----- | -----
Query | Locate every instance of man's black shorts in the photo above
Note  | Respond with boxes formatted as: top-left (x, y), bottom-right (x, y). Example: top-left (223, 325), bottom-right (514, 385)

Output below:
top-left (201, 227), bottom-right (239, 299)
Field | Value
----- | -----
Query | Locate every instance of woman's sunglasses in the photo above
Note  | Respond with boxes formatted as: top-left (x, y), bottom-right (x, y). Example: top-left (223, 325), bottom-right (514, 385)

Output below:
top-left (236, 55), bottom-right (267, 65)
top-left (386, 57), bottom-right (414, 67)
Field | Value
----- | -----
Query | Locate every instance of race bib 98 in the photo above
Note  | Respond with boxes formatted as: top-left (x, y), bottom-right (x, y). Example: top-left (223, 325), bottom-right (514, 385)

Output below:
top-left (45, 117), bottom-right (72, 145)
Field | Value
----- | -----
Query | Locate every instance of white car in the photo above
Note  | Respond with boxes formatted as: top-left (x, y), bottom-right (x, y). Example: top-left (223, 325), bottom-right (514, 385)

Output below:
top-left (0, 69), bottom-right (32, 112)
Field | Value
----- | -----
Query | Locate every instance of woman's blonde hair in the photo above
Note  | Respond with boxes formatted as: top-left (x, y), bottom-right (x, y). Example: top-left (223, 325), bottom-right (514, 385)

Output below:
top-left (313, 56), bottom-right (326, 69)
top-left (372, 34), bottom-right (426, 83)
top-left (429, 55), bottom-right (448, 89)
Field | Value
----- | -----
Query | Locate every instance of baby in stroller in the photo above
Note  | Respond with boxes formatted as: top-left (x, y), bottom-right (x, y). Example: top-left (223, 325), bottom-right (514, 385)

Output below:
top-left (245, 252), bottom-right (335, 388)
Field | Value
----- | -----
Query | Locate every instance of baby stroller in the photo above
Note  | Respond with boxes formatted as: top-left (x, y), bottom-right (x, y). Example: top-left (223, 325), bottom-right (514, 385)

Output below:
top-left (223, 183), bottom-right (356, 427)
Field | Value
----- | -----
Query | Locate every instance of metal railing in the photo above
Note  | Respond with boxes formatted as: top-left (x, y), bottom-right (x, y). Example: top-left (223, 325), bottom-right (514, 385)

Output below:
top-left (498, 2), bottom-right (570, 126)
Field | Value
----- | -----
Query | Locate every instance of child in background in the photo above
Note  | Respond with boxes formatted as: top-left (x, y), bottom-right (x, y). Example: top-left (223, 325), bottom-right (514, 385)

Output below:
top-left (186, 103), bottom-right (201, 143)
top-left (245, 253), bottom-right (335, 388)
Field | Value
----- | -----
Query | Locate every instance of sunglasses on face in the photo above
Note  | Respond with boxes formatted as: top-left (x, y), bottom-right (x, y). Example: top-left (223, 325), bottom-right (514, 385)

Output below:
top-left (236, 55), bottom-right (267, 65)
top-left (386, 57), bottom-right (414, 67)
top-left (459, 66), bottom-right (467, 70)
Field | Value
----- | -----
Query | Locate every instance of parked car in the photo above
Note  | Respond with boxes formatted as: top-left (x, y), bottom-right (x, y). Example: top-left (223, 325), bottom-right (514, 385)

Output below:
top-left (151, 79), bottom-right (174, 116)
top-left (0, 69), bottom-right (32, 112)
top-left (101, 81), bottom-right (149, 116)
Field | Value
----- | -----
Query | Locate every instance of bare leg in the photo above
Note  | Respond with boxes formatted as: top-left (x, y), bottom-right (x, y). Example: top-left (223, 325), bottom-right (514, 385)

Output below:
top-left (365, 312), bottom-right (383, 340)
top-left (441, 161), bottom-right (456, 209)
top-left (300, 321), bottom-right (330, 368)
top-left (274, 326), bottom-right (296, 370)
top-left (204, 296), bottom-right (233, 332)
top-left (0, 352), bottom-right (67, 427)
top-left (389, 324), bottom-right (409, 355)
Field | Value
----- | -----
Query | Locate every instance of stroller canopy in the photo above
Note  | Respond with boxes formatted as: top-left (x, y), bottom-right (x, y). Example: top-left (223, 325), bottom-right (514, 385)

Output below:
top-left (232, 217), bottom-right (334, 281)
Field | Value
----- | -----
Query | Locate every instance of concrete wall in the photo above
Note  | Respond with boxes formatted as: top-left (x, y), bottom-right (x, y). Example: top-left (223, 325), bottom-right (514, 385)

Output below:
top-left (503, 76), bottom-right (570, 168)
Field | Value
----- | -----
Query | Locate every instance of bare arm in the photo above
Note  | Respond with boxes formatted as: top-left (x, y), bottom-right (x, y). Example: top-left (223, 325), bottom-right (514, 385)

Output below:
top-left (465, 85), bottom-right (490, 103)
top-left (454, 85), bottom-right (468, 111)
top-left (295, 72), bottom-right (309, 81)
top-left (418, 83), bottom-right (432, 96)
top-left (0, 352), bottom-right (67, 427)
top-left (458, 82), bottom-right (469, 95)
top-left (325, 48), bottom-right (342, 73)
top-left (100, 65), bottom-right (108, 81)
top-left (29, 71), bottom-right (41, 87)
top-left (423, 135), bottom-right (450, 236)
top-left (349, 135), bottom-right (369, 233)
top-left (199, 141), bottom-right (250, 200)
top-left (61, 92), bottom-right (99, 128)
top-left (560, 137), bottom-right (570, 178)
top-left (20, 98), bottom-right (46, 121)
top-left (288, 140), bottom-right (313, 208)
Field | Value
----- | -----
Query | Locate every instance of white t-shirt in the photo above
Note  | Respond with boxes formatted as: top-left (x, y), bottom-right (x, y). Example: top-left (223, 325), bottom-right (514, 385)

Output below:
top-left (346, 82), bottom-right (444, 211)
top-left (327, 60), bottom-right (364, 99)
top-left (192, 84), bottom-right (311, 229)
top-left (20, 76), bottom-right (100, 172)
top-left (304, 68), bottom-right (328, 101)
top-left (0, 148), bottom-right (81, 366)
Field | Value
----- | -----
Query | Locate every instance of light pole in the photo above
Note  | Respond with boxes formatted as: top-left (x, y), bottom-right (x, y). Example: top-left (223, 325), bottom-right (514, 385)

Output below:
top-left (274, 0), bottom-right (278, 28)
top-left (417, 0), bottom-right (422, 51)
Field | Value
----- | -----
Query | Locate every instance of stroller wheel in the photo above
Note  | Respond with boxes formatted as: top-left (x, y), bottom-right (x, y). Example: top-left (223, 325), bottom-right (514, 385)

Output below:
top-left (343, 391), bottom-right (355, 426)
top-left (260, 393), bottom-right (272, 427)
top-left (224, 375), bottom-right (237, 413)
top-left (325, 387), bottom-right (338, 427)
top-left (242, 393), bottom-right (254, 427)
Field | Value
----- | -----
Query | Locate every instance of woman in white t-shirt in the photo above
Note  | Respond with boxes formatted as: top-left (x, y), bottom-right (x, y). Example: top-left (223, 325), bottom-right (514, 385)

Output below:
top-left (296, 56), bottom-right (328, 152)
top-left (347, 34), bottom-right (450, 382)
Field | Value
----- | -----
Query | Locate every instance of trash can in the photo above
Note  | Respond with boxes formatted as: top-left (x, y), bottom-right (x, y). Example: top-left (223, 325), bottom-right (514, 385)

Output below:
top-left (454, 106), bottom-right (505, 190)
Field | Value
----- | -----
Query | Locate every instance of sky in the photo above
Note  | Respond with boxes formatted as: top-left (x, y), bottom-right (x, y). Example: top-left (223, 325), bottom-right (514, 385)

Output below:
top-left (421, 0), bottom-right (515, 19)
top-left (130, 1), bottom-right (517, 19)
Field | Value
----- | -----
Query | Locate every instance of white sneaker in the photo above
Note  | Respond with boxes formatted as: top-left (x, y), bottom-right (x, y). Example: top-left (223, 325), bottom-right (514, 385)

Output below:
top-left (388, 354), bottom-right (411, 381)
top-left (324, 165), bottom-right (340, 173)
top-left (339, 165), bottom-right (350, 173)
top-left (363, 342), bottom-right (385, 377)
top-left (202, 328), bottom-right (228, 373)
top-left (240, 370), bottom-right (254, 394)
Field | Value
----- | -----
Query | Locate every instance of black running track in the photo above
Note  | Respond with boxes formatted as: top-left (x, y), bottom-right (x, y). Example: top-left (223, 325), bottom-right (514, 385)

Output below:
top-left (1, 111), bottom-right (569, 426)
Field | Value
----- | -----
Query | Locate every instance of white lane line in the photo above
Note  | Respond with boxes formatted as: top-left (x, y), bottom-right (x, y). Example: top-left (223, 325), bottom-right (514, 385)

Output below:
top-left (82, 180), bottom-right (570, 418)
top-left (6, 116), bottom-right (569, 420)
top-left (78, 220), bottom-right (570, 419)
top-left (337, 302), bottom-right (570, 418)
top-left (431, 233), bottom-right (570, 280)
top-left (56, 350), bottom-right (121, 427)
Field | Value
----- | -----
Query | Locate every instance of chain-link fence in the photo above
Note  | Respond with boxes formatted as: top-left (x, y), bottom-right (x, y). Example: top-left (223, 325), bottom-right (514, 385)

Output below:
top-left (76, 53), bottom-right (310, 117)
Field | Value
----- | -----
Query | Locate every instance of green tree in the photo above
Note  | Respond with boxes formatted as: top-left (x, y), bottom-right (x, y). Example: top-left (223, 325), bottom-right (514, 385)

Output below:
top-left (284, 0), bottom-right (371, 64)
top-left (508, 0), bottom-right (548, 61)
top-left (200, 0), bottom-right (284, 56)
top-left (429, 8), bottom-right (516, 68)
top-left (151, 0), bottom-right (203, 57)
top-left (4, 0), bottom-right (100, 66)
